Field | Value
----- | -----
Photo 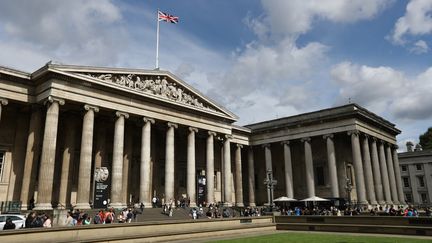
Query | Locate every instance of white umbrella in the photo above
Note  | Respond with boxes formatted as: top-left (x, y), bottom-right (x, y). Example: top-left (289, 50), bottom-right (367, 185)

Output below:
top-left (300, 196), bottom-right (330, 202)
top-left (274, 196), bottom-right (297, 202)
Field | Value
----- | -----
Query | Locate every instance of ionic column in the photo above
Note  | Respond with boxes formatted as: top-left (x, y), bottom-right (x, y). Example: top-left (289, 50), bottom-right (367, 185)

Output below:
top-left (378, 140), bottom-right (392, 204)
top-left (235, 144), bottom-right (244, 207)
top-left (206, 131), bottom-right (216, 205)
top-left (140, 117), bottom-right (154, 207)
top-left (164, 122), bottom-right (177, 203)
top-left (76, 105), bottom-right (99, 209)
top-left (348, 130), bottom-right (367, 204)
top-left (281, 141), bottom-right (294, 198)
top-left (110, 111), bottom-right (129, 208)
top-left (20, 106), bottom-right (43, 210)
top-left (223, 135), bottom-right (232, 206)
top-left (392, 146), bottom-right (405, 204)
top-left (323, 134), bottom-right (339, 198)
top-left (386, 144), bottom-right (399, 204)
top-left (263, 143), bottom-right (273, 203)
top-left (247, 147), bottom-right (256, 207)
top-left (361, 134), bottom-right (377, 204)
top-left (34, 96), bottom-right (65, 210)
top-left (301, 137), bottom-right (315, 197)
top-left (371, 138), bottom-right (384, 204)
top-left (0, 98), bottom-right (8, 122)
top-left (122, 125), bottom-right (133, 205)
top-left (58, 115), bottom-right (78, 209)
top-left (187, 127), bottom-right (198, 207)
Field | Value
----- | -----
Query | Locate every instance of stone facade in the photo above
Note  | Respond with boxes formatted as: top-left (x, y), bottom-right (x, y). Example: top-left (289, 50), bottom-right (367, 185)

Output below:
top-left (399, 148), bottom-right (432, 206)
top-left (0, 63), bottom-right (403, 209)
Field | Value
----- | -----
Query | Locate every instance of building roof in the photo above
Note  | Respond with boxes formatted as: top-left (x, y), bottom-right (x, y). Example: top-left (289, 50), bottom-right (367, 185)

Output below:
top-left (399, 149), bottom-right (432, 158)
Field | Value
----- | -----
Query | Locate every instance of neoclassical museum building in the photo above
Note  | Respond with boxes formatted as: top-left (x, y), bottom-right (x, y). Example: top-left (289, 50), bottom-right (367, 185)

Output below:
top-left (0, 62), bottom-right (405, 210)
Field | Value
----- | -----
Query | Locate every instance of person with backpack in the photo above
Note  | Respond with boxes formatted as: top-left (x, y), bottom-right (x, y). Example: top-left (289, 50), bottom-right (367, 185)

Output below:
top-left (105, 210), bottom-right (113, 224)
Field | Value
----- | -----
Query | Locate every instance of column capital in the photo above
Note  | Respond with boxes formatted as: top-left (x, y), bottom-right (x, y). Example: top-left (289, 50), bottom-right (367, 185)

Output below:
top-left (392, 144), bottom-right (399, 150)
top-left (84, 104), bottom-right (99, 112)
top-left (189, 127), bottom-right (198, 133)
top-left (0, 98), bottom-right (8, 106)
top-left (363, 134), bottom-right (370, 139)
top-left (323, 134), bottom-right (334, 140)
top-left (143, 117), bottom-right (155, 124)
top-left (281, 140), bottom-right (290, 146)
top-left (115, 111), bottom-right (129, 119)
top-left (167, 122), bottom-right (178, 129)
top-left (300, 137), bottom-right (311, 143)
top-left (371, 136), bottom-right (378, 142)
top-left (236, 144), bottom-right (243, 148)
top-left (224, 134), bottom-right (233, 140)
top-left (208, 131), bottom-right (217, 137)
top-left (45, 96), bottom-right (65, 106)
top-left (262, 143), bottom-right (271, 148)
top-left (347, 130), bottom-right (359, 136)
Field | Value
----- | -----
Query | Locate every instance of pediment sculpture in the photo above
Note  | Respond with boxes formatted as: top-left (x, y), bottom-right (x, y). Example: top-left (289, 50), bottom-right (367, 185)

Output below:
top-left (84, 73), bottom-right (216, 112)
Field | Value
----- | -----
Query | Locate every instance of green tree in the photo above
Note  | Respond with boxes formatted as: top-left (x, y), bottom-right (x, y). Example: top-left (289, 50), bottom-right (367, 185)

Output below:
top-left (419, 127), bottom-right (432, 150)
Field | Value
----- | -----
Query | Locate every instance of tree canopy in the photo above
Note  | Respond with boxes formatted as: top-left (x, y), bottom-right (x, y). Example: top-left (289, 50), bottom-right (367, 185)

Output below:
top-left (419, 127), bottom-right (432, 150)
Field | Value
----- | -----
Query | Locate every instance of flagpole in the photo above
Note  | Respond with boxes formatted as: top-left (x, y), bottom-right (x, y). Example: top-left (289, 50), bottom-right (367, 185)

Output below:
top-left (156, 9), bottom-right (160, 70)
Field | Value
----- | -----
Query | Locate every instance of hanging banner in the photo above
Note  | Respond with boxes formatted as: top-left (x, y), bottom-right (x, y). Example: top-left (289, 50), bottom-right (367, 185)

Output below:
top-left (197, 175), bottom-right (206, 206)
top-left (93, 167), bottom-right (110, 209)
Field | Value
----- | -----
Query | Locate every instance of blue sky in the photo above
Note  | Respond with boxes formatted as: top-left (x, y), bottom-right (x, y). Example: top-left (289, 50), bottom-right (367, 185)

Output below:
top-left (0, 0), bottom-right (432, 150)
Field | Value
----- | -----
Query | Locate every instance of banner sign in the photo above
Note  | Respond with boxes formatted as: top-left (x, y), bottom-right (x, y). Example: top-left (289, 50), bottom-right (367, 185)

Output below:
top-left (93, 167), bottom-right (110, 209)
top-left (197, 175), bottom-right (206, 206)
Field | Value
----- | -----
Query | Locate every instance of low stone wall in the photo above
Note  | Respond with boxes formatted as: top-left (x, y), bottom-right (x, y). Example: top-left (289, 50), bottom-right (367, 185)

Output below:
top-left (275, 216), bottom-right (432, 236)
top-left (0, 217), bottom-right (273, 243)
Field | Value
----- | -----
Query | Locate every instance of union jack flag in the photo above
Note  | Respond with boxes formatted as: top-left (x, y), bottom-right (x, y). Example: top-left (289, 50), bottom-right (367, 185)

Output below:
top-left (158, 11), bottom-right (179, 24)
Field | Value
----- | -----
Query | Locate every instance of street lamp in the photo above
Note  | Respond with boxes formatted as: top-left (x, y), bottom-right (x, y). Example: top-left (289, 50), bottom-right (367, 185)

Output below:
top-left (345, 177), bottom-right (352, 207)
top-left (263, 169), bottom-right (277, 211)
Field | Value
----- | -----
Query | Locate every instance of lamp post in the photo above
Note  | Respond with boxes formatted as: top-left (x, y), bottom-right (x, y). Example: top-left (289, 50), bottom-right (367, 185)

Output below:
top-left (345, 177), bottom-right (352, 207)
top-left (264, 169), bottom-right (277, 211)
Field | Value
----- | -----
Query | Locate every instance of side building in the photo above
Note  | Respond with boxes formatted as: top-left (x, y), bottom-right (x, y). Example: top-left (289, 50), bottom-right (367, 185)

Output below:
top-left (0, 62), bottom-right (404, 210)
top-left (399, 145), bottom-right (432, 206)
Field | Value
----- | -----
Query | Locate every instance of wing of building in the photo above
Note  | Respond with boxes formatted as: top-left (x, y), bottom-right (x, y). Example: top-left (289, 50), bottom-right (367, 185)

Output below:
top-left (0, 62), bottom-right (404, 210)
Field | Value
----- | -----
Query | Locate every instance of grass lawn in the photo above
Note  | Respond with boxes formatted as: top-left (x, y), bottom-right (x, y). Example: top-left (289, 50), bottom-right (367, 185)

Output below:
top-left (211, 232), bottom-right (432, 243)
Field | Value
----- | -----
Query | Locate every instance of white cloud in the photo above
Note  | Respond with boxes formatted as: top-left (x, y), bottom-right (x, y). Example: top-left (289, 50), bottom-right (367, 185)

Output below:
top-left (256, 0), bottom-right (392, 36)
top-left (390, 0), bottom-right (432, 45)
top-left (410, 40), bottom-right (429, 54)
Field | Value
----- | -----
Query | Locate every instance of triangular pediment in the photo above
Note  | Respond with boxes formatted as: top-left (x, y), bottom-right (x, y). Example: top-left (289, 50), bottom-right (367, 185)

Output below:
top-left (47, 64), bottom-right (237, 121)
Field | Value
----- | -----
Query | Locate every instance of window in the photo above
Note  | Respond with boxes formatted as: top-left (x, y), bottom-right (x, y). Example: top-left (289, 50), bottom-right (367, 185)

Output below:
top-left (416, 164), bottom-right (422, 171)
top-left (0, 151), bottom-right (5, 181)
top-left (316, 166), bottom-right (325, 186)
top-left (405, 193), bottom-right (412, 203)
top-left (417, 176), bottom-right (425, 188)
top-left (421, 193), bottom-right (428, 203)
top-left (401, 165), bottom-right (407, 172)
top-left (403, 177), bottom-right (410, 188)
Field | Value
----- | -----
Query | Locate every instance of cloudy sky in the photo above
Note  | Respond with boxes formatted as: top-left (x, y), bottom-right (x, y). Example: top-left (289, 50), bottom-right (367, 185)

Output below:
top-left (0, 0), bottom-right (431, 150)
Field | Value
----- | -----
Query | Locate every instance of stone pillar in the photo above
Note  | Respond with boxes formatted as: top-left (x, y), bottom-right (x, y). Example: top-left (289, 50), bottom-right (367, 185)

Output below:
top-left (76, 105), bottom-right (99, 209)
top-left (58, 115), bottom-right (77, 209)
top-left (187, 127), bottom-right (198, 207)
top-left (140, 117), bottom-right (154, 207)
top-left (348, 130), bottom-right (367, 205)
top-left (216, 171), bottom-right (222, 192)
top-left (301, 137), bottom-right (315, 198)
top-left (371, 138), bottom-right (385, 204)
top-left (0, 98), bottom-right (8, 122)
top-left (247, 147), bottom-right (256, 207)
top-left (122, 125), bottom-right (133, 205)
top-left (34, 96), bottom-right (64, 210)
top-left (323, 134), bottom-right (339, 198)
top-left (223, 135), bottom-right (232, 206)
top-left (378, 140), bottom-right (392, 204)
top-left (386, 144), bottom-right (399, 204)
top-left (20, 106), bottom-right (43, 210)
top-left (206, 131), bottom-right (216, 205)
top-left (94, 121), bottom-right (106, 168)
top-left (408, 164), bottom-right (420, 204)
top-left (164, 122), bottom-right (177, 203)
top-left (110, 111), bottom-right (129, 208)
top-left (392, 146), bottom-right (405, 204)
top-left (281, 141), bottom-right (294, 198)
top-left (235, 144), bottom-right (244, 207)
top-left (263, 144), bottom-right (273, 203)
top-left (361, 135), bottom-right (377, 205)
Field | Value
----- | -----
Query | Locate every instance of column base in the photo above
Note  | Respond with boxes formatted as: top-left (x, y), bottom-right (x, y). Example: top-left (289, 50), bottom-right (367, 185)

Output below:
top-left (75, 202), bottom-right (91, 210)
top-left (392, 201), bottom-right (400, 205)
top-left (109, 202), bottom-right (126, 209)
top-left (249, 203), bottom-right (256, 207)
top-left (223, 202), bottom-right (232, 207)
top-left (236, 202), bottom-right (244, 207)
top-left (377, 200), bottom-right (386, 205)
top-left (369, 200), bottom-right (378, 205)
top-left (142, 202), bottom-right (152, 208)
top-left (21, 204), bottom-right (28, 211)
top-left (189, 202), bottom-right (197, 208)
top-left (33, 203), bottom-right (53, 211)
